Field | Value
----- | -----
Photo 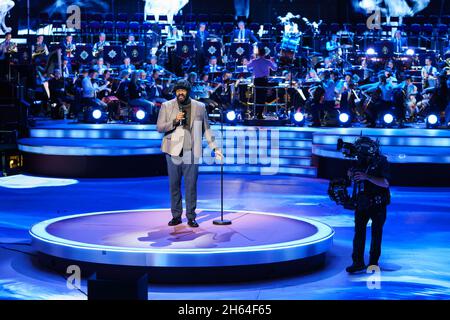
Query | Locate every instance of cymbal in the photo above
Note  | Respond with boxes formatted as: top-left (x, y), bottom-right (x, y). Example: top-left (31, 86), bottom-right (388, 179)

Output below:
top-left (341, 44), bottom-right (353, 49)
top-left (302, 46), bottom-right (313, 50)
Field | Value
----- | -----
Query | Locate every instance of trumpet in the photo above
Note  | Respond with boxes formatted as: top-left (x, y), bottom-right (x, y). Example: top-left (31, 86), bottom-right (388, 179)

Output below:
top-left (7, 42), bottom-right (17, 54)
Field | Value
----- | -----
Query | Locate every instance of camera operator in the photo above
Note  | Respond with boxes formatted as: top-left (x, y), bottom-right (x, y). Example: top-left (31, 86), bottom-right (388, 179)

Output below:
top-left (345, 136), bottom-right (391, 273)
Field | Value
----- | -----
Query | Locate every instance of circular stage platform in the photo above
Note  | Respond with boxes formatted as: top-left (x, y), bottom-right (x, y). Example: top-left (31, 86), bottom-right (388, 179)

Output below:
top-left (30, 209), bottom-right (334, 283)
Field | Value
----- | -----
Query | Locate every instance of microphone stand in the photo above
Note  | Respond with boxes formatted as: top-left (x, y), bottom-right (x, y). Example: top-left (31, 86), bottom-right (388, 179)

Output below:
top-left (213, 103), bottom-right (231, 226)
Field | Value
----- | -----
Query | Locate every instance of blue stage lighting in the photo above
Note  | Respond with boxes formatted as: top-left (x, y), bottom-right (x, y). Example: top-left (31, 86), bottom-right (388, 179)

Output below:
top-left (383, 113), bottom-right (394, 125)
top-left (226, 110), bottom-right (236, 122)
top-left (339, 113), bottom-right (349, 123)
top-left (366, 48), bottom-right (376, 55)
top-left (426, 114), bottom-right (439, 128)
top-left (83, 107), bottom-right (107, 123)
top-left (136, 110), bottom-right (146, 120)
top-left (92, 109), bottom-right (102, 120)
top-left (291, 111), bottom-right (305, 126)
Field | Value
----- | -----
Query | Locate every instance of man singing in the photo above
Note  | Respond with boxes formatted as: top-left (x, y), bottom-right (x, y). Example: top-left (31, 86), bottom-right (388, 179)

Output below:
top-left (157, 79), bottom-right (223, 227)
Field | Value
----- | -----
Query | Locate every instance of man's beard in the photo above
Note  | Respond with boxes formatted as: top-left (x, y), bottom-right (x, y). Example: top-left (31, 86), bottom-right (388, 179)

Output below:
top-left (177, 94), bottom-right (186, 103)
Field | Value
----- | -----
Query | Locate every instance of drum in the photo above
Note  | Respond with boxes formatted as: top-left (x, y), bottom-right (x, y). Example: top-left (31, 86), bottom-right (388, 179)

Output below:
top-left (280, 34), bottom-right (300, 53)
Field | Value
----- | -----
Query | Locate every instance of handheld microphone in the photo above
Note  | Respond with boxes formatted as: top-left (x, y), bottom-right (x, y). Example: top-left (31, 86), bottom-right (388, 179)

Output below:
top-left (178, 104), bottom-right (185, 126)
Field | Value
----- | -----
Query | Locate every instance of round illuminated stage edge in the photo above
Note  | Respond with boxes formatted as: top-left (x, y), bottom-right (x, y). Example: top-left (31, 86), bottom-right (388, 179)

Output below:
top-left (30, 209), bottom-right (334, 283)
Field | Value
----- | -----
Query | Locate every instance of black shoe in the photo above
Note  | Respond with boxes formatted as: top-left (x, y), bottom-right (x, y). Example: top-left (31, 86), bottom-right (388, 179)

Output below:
top-left (168, 217), bottom-right (182, 226)
top-left (187, 219), bottom-right (199, 228)
top-left (346, 263), bottom-right (367, 273)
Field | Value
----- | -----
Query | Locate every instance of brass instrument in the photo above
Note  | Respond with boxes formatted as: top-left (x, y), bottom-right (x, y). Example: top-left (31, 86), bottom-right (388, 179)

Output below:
top-left (7, 42), bottom-right (17, 54)
top-left (32, 44), bottom-right (47, 59)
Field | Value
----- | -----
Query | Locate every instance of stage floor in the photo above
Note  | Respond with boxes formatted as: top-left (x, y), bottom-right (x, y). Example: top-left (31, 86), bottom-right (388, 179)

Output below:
top-left (1, 174), bottom-right (450, 299)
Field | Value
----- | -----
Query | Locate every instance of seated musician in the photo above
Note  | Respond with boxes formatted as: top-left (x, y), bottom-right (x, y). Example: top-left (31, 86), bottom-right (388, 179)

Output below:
top-left (305, 69), bottom-right (320, 82)
top-left (31, 35), bottom-right (49, 66)
top-left (232, 20), bottom-right (258, 43)
top-left (204, 56), bottom-right (223, 74)
top-left (189, 72), bottom-right (219, 111)
top-left (399, 75), bottom-right (418, 122)
top-left (62, 58), bottom-right (72, 78)
top-left (99, 69), bottom-right (121, 120)
top-left (93, 57), bottom-right (108, 75)
top-left (119, 57), bottom-right (136, 74)
top-left (326, 34), bottom-right (340, 57)
top-left (365, 74), bottom-right (394, 127)
top-left (236, 57), bottom-right (251, 73)
top-left (421, 57), bottom-right (438, 89)
top-left (93, 33), bottom-right (110, 58)
top-left (114, 70), bottom-right (131, 102)
top-left (146, 69), bottom-right (168, 105)
top-left (128, 71), bottom-right (155, 118)
top-left (144, 55), bottom-right (163, 74)
top-left (81, 68), bottom-right (109, 111)
top-left (48, 69), bottom-right (71, 119)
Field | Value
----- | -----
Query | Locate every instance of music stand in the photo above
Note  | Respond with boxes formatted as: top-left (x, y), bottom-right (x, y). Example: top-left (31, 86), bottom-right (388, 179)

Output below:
top-left (230, 42), bottom-right (252, 62)
top-left (125, 45), bottom-right (145, 64)
top-left (176, 40), bottom-right (195, 60)
top-left (103, 45), bottom-right (123, 65)
top-left (204, 41), bottom-right (222, 59)
top-left (75, 44), bottom-right (93, 65)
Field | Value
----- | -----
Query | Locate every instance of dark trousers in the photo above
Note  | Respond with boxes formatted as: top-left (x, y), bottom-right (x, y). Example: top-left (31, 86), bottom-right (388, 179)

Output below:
top-left (253, 77), bottom-right (268, 119)
top-left (165, 153), bottom-right (199, 220)
top-left (352, 205), bottom-right (387, 265)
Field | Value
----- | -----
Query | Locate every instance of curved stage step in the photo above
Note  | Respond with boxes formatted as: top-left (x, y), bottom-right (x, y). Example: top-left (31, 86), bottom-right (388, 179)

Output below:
top-left (18, 121), bottom-right (317, 178)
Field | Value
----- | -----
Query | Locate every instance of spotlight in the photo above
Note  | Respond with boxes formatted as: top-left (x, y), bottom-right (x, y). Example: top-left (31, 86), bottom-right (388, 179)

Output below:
top-left (83, 107), bottom-right (107, 123)
top-left (366, 48), bottom-right (376, 55)
top-left (426, 114), bottom-right (439, 128)
top-left (339, 112), bottom-right (349, 123)
top-left (291, 111), bottom-right (305, 126)
top-left (136, 110), bottom-right (146, 120)
top-left (226, 110), bottom-right (236, 122)
top-left (381, 113), bottom-right (395, 127)
top-left (92, 109), bottom-right (102, 120)
top-left (406, 48), bottom-right (415, 56)
top-left (131, 108), bottom-right (149, 123)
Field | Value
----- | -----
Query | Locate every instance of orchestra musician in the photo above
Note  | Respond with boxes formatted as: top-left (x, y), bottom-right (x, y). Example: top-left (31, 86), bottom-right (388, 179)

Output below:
top-left (81, 68), bottom-right (109, 111)
top-left (62, 58), bottom-right (72, 78)
top-left (144, 55), bottom-right (164, 74)
top-left (124, 34), bottom-right (138, 47)
top-left (93, 57), bottom-right (108, 75)
top-left (128, 70), bottom-right (156, 119)
top-left (31, 35), bottom-right (49, 66)
top-left (119, 57), bottom-right (136, 74)
top-left (93, 33), bottom-right (110, 58)
top-left (326, 34), bottom-right (341, 57)
top-left (60, 34), bottom-right (76, 59)
top-left (147, 69), bottom-right (169, 105)
top-left (232, 20), bottom-right (258, 43)
top-left (204, 56), bottom-right (223, 74)
top-left (392, 30), bottom-right (407, 53)
top-left (247, 47), bottom-right (277, 119)
top-left (0, 32), bottom-right (16, 79)
top-left (194, 22), bottom-right (209, 72)
top-left (421, 57), bottom-right (438, 89)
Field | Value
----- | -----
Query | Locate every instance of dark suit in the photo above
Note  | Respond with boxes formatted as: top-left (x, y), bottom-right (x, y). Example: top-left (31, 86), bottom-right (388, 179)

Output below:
top-left (194, 30), bottom-right (210, 51)
top-left (232, 29), bottom-right (258, 43)
top-left (392, 37), bottom-right (407, 53)
top-left (119, 64), bottom-right (136, 73)
top-left (195, 30), bottom-right (210, 73)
